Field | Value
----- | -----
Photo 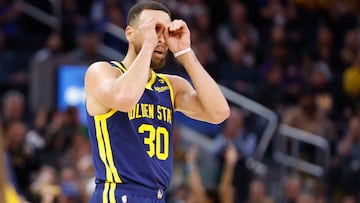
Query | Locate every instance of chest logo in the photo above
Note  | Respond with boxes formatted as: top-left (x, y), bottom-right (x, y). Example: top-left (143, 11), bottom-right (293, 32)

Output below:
top-left (154, 86), bottom-right (169, 93)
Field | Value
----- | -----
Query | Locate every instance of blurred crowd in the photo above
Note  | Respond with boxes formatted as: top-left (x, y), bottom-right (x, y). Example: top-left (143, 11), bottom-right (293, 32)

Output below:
top-left (1, 0), bottom-right (360, 202)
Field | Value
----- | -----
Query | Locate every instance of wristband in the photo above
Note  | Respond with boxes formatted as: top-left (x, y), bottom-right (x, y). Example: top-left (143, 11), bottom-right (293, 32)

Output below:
top-left (173, 47), bottom-right (192, 57)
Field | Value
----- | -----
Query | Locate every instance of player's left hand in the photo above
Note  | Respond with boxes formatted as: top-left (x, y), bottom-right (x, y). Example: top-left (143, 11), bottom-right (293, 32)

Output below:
top-left (164, 19), bottom-right (191, 54)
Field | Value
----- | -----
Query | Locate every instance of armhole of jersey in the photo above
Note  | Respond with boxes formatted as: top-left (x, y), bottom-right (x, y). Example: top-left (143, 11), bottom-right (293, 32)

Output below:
top-left (94, 109), bottom-right (117, 120)
top-left (109, 61), bottom-right (126, 73)
top-left (93, 61), bottom-right (124, 119)
top-left (157, 74), bottom-right (175, 108)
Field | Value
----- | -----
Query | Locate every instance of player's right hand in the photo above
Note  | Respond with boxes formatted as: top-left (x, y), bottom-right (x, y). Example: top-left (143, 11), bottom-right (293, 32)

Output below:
top-left (136, 18), bottom-right (165, 50)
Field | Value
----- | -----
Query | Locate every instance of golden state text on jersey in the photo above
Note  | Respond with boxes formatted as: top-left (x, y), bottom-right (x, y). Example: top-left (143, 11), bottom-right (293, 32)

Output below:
top-left (87, 61), bottom-right (175, 191)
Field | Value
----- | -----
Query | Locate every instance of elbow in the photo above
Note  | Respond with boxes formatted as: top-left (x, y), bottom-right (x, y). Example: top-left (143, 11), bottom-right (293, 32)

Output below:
top-left (113, 94), bottom-right (139, 112)
top-left (209, 105), bottom-right (230, 124)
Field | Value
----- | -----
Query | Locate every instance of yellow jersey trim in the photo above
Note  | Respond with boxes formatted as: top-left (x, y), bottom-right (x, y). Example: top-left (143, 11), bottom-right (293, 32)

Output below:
top-left (102, 182), bottom-right (110, 203)
top-left (94, 110), bottom-right (122, 184)
top-left (110, 60), bottom-right (156, 91)
top-left (110, 61), bottom-right (126, 73)
top-left (157, 74), bottom-right (175, 108)
top-left (101, 119), bottom-right (121, 182)
top-left (95, 109), bottom-right (117, 120)
top-left (109, 183), bottom-right (116, 203)
top-left (95, 117), bottom-right (113, 182)
top-left (146, 71), bottom-right (156, 90)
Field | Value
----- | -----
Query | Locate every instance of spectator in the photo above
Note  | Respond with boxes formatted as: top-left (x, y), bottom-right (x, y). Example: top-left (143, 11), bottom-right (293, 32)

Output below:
top-left (337, 116), bottom-right (360, 201)
top-left (297, 193), bottom-right (316, 203)
top-left (247, 179), bottom-right (274, 203)
top-left (309, 61), bottom-right (335, 122)
top-left (59, 131), bottom-right (93, 201)
top-left (40, 110), bottom-right (66, 169)
top-left (259, 0), bottom-right (288, 26)
top-left (30, 165), bottom-right (60, 203)
top-left (0, 116), bottom-right (21, 203)
top-left (65, 21), bottom-right (109, 65)
top-left (217, 2), bottom-right (259, 55)
top-left (311, 26), bottom-right (339, 74)
top-left (283, 88), bottom-right (337, 141)
top-left (258, 25), bottom-right (296, 103)
top-left (182, 144), bottom-right (237, 203)
top-left (3, 120), bottom-right (39, 200)
top-left (218, 144), bottom-right (238, 203)
top-left (1, 90), bottom-right (26, 124)
top-left (167, 0), bottom-right (207, 23)
top-left (101, 1), bottom-right (127, 53)
top-left (212, 106), bottom-right (257, 159)
top-left (61, 106), bottom-right (87, 143)
top-left (60, 0), bottom-right (87, 51)
top-left (183, 146), bottom-right (217, 203)
top-left (25, 108), bottom-right (48, 154)
top-left (309, 61), bottom-right (332, 95)
top-left (31, 33), bottom-right (64, 63)
top-left (338, 29), bottom-right (359, 71)
top-left (211, 106), bottom-right (257, 202)
top-left (192, 37), bottom-right (220, 81)
top-left (170, 125), bottom-right (188, 191)
top-left (219, 39), bottom-right (259, 98)
top-left (58, 166), bottom-right (82, 203)
top-left (255, 65), bottom-right (285, 112)
top-left (191, 8), bottom-right (213, 41)
top-left (29, 33), bottom-right (64, 113)
top-left (258, 0), bottom-right (295, 53)
top-left (283, 175), bottom-right (301, 203)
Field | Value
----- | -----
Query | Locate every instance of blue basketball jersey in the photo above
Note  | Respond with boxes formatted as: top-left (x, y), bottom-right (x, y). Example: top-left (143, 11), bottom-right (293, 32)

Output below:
top-left (87, 61), bottom-right (175, 191)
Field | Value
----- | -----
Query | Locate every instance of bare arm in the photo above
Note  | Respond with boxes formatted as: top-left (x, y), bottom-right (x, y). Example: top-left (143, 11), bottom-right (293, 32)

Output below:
top-left (165, 20), bottom-right (230, 124)
top-left (218, 145), bottom-right (237, 203)
top-left (185, 146), bottom-right (207, 203)
top-left (85, 18), bottom-right (161, 115)
top-left (85, 44), bottom-right (153, 114)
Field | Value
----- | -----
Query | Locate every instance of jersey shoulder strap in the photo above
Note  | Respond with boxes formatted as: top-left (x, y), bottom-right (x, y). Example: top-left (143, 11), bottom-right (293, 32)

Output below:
top-left (109, 61), bottom-right (126, 73)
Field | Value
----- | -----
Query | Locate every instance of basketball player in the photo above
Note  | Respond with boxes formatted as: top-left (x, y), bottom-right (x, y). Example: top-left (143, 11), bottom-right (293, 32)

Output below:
top-left (84, 1), bottom-right (229, 203)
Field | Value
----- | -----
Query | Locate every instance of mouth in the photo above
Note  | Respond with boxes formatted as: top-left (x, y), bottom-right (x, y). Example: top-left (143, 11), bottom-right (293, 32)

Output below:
top-left (153, 47), bottom-right (166, 58)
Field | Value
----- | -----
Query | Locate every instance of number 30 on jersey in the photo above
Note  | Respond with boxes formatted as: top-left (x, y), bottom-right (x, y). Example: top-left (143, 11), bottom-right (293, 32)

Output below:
top-left (138, 124), bottom-right (169, 160)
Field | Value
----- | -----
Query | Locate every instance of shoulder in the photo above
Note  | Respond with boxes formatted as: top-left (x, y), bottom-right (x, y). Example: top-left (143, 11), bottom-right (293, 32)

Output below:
top-left (160, 74), bottom-right (191, 91)
top-left (86, 61), bottom-right (113, 74)
top-left (85, 61), bottom-right (122, 81)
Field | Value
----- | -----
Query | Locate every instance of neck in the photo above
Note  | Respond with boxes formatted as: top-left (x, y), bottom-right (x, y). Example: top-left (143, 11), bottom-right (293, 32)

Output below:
top-left (121, 47), bottom-right (136, 70)
top-left (121, 47), bottom-right (153, 81)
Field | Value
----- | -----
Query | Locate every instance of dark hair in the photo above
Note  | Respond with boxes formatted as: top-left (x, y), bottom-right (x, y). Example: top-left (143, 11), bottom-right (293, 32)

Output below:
top-left (127, 1), bottom-right (171, 26)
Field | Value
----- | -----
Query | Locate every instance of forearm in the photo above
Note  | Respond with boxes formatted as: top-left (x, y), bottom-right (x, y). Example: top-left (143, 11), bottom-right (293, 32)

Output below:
top-left (219, 163), bottom-right (235, 189)
top-left (111, 44), bottom-right (153, 111)
top-left (219, 163), bottom-right (235, 203)
top-left (177, 51), bottom-right (229, 123)
top-left (188, 164), bottom-right (206, 198)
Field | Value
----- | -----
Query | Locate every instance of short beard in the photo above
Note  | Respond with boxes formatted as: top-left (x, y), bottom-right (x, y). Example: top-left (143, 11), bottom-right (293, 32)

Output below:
top-left (151, 57), bottom-right (166, 70)
top-left (134, 43), bottom-right (167, 70)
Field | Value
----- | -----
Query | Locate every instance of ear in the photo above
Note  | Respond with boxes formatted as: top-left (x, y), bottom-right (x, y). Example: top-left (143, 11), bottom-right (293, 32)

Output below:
top-left (125, 26), bottom-right (134, 43)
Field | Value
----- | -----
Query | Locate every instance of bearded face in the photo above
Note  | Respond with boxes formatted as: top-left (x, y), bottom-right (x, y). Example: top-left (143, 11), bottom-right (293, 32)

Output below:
top-left (133, 40), bottom-right (168, 70)
top-left (129, 9), bottom-right (171, 70)
top-left (151, 54), bottom-right (167, 70)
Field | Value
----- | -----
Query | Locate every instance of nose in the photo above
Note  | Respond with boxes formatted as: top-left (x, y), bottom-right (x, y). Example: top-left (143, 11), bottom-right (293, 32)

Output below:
top-left (158, 33), bottom-right (165, 43)
top-left (155, 24), bottom-right (165, 44)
